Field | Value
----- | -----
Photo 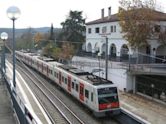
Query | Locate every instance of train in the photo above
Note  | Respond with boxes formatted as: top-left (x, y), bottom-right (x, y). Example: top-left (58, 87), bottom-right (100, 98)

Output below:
top-left (16, 50), bottom-right (120, 117)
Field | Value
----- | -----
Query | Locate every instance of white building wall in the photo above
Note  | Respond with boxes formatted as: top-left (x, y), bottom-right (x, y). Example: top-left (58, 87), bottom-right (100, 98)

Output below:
top-left (86, 19), bottom-right (166, 58)
top-left (86, 22), bottom-right (130, 56)
top-left (108, 69), bottom-right (127, 91)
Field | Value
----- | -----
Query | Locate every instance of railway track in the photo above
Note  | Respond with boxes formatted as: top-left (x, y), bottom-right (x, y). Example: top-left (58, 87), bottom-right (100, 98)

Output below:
top-left (15, 60), bottom-right (87, 124)
top-left (12, 57), bottom-right (119, 124)
top-left (7, 55), bottom-right (147, 124)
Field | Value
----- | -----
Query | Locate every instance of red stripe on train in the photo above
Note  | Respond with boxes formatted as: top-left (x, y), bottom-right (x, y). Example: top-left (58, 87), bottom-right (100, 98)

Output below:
top-left (99, 102), bottom-right (119, 110)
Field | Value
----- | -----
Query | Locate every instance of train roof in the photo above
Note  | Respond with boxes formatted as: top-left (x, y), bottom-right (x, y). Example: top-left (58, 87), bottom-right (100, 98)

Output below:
top-left (38, 56), bottom-right (55, 62)
top-left (17, 51), bottom-right (113, 86)
top-left (59, 65), bottom-right (113, 86)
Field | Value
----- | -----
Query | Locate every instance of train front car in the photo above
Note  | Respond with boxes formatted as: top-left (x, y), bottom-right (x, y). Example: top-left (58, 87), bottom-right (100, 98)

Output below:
top-left (96, 85), bottom-right (120, 117)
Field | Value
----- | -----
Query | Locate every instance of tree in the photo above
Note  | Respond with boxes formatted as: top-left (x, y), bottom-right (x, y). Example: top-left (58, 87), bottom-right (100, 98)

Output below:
top-left (42, 42), bottom-right (54, 57)
top-left (49, 23), bottom-right (55, 41)
top-left (59, 42), bottom-right (75, 60)
top-left (16, 27), bottom-right (34, 50)
top-left (159, 30), bottom-right (166, 45)
top-left (118, 0), bottom-right (156, 48)
top-left (59, 10), bottom-right (86, 49)
top-left (34, 32), bottom-right (44, 43)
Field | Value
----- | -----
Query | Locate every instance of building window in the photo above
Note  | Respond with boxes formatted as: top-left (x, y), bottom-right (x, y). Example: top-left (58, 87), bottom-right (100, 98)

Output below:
top-left (88, 28), bottom-right (91, 34)
top-left (102, 26), bottom-right (107, 34)
top-left (111, 26), bottom-right (114, 33)
top-left (95, 27), bottom-right (100, 33)
top-left (114, 26), bottom-right (116, 32)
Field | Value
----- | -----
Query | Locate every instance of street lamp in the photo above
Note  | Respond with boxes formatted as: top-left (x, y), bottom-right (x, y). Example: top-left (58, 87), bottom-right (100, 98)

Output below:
top-left (0, 32), bottom-right (8, 73)
top-left (7, 6), bottom-right (21, 87)
top-left (105, 36), bottom-right (108, 80)
top-left (98, 52), bottom-right (101, 77)
top-left (100, 33), bottom-right (110, 80)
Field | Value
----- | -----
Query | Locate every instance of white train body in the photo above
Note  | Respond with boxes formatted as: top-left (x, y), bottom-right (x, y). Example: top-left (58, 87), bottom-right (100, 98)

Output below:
top-left (16, 51), bottom-right (120, 117)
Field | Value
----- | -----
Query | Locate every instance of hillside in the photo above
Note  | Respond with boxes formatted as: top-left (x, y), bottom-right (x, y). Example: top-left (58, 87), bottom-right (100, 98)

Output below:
top-left (0, 27), bottom-right (61, 38)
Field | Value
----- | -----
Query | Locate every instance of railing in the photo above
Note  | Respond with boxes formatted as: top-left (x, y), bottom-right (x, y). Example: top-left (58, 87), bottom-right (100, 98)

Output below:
top-left (76, 50), bottom-right (166, 64)
top-left (3, 72), bottom-right (42, 124)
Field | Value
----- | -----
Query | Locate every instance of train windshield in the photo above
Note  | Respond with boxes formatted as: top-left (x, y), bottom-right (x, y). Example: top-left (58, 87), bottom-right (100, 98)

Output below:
top-left (98, 87), bottom-right (118, 104)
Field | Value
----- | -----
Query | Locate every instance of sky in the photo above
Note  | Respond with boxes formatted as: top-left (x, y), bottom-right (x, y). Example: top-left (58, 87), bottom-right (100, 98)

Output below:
top-left (0, 0), bottom-right (166, 29)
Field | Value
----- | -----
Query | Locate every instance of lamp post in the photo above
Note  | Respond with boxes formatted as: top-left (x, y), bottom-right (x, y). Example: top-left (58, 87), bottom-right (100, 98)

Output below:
top-left (105, 36), bottom-right (108, 80)
top-left (7, 6), bottom-right (21, 87)
top-left (98, 52), bottom-right (101, 77)
top-left (0, 32), bottom-right (8, 73)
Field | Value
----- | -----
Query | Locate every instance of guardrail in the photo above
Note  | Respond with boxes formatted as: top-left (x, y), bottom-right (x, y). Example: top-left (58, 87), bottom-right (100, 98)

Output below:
top-left (3, 71), bottom-right (43, 124)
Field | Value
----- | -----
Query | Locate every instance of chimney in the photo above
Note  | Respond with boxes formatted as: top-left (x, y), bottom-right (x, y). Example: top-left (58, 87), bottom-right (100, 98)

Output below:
top-left (108, 7), bottom-right (111, 19)
top-left (101, 8), bottom-right (104, 19)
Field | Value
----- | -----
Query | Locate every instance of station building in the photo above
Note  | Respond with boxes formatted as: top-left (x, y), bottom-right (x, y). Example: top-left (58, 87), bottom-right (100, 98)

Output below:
top-left (85, 7), bottom-right (166, 63)
top-left (83, 7), bottom-right (166, 103)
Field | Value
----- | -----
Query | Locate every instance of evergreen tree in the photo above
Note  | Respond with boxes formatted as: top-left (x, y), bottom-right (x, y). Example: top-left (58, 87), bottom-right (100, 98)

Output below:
top-left (49, 23), bottom-right (55, 41)
top-left (59, 10), bottom-right (86, 49)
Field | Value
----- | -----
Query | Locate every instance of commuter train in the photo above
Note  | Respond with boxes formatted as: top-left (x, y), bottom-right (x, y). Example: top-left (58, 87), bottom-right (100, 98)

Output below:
top-left (16, 51), bottom-right (120, 117)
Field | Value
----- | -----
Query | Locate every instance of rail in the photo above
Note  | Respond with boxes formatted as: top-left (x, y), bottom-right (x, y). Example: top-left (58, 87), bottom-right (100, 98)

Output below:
top-left (17, 59), bottom-right (85, 124)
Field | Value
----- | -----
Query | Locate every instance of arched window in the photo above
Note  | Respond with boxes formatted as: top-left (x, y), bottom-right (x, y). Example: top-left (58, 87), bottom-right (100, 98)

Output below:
top-left (120, 44), bottom-right (129, 61)
top-left (110, 44), bottom-right (116, 58)
top-left (87, 42), bottom-right (92, 52)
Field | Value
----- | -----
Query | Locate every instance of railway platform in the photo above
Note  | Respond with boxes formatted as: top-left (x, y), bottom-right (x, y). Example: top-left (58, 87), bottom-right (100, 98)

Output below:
top-left (5, 61), bottom-right (51, 124)
top-left (119, 91), bottom-right (166, 124)
top-left (0, 74), bottom-right (17, 124)
top-left (72, 56), bottom-right (166, 124)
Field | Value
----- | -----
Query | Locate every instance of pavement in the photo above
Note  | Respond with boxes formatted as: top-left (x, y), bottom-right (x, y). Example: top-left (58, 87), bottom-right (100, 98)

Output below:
top-left (119, 91), bottom-right (166, 124)
top-left (0, 75), bottom-right (17, 124)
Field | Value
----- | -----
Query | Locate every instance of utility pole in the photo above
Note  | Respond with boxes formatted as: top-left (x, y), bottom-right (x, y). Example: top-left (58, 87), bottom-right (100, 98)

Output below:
top-left (100, 33), bottom-right (110, 80)
top-left (105, 36), bottom-right (108, 80)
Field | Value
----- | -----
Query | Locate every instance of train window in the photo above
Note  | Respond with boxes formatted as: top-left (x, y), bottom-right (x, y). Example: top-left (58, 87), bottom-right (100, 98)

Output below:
top-left (91, 93), bottom-right (93, 102)
top-left (85, 89), bottom-right (89, 99)
top-left (72, 82), bottom-right (74, 89)
top-left (65, 78), bottom-right (67, 84)
top-left (62, 76), bottom-right (64, 83)
top-left (54, 72), bottom-right (56, 77)
top-left (76, 84), bottom-right (78, 92)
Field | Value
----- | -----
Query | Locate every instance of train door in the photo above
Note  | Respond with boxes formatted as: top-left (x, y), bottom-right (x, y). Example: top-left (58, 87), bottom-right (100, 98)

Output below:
top-left (79, 83), bottom-right (84, 102)
top-left (68, 76), bottom-right (71, 92)
top-left (59, 71), bottom-right (61, 84)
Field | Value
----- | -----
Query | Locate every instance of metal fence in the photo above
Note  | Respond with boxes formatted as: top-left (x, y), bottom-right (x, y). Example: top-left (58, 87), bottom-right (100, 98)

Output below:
top-left (3, 73), bottom-right (42, 124)
top-left (76, 50), bottom-right (166, 64)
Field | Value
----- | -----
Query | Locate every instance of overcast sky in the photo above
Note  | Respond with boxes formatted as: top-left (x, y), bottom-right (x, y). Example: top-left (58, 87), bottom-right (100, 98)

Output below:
top-left (0, 0), bottom-right (165, 28)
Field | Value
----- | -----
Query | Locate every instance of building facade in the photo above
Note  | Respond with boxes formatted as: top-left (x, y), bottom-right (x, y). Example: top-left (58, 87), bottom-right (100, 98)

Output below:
top-left (85, 7), bottom-right (166, 63)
